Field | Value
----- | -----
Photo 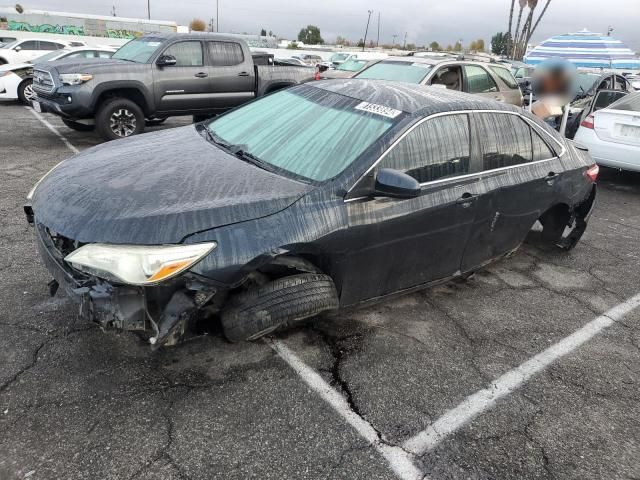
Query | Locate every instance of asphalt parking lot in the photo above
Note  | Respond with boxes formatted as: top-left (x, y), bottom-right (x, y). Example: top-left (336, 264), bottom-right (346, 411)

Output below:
top-left (1, 101), bottom-right (640, 480)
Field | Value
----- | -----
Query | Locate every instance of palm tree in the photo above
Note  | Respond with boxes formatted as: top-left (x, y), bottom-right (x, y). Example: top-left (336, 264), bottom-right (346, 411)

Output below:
top-left (528, 0), bottom-right (552, 42)
top-left (511, 0), bottom-right (527, 58)
top-left (515, 0), bottom-right (538, 59)
top-left (506, 0), bottom-right (516, 56)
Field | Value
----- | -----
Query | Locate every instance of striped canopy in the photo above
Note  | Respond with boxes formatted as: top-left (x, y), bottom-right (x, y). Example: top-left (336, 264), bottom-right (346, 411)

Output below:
top-left (525, 30), bottom-right (640, 70)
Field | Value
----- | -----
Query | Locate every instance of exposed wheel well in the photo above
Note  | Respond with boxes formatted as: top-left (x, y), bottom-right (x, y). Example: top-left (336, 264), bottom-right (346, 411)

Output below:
top-left (95, 88), bottom-right (149, 115)
top-left (0, 58), bottom-right (7, 65)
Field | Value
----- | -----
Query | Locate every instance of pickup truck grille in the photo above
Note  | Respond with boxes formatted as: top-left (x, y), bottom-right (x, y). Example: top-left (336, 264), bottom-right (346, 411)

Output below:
top-left (33, 69), bottom-right (55, 94)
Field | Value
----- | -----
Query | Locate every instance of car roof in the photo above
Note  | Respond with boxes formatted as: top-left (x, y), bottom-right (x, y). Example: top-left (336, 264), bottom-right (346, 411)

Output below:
top-left (374, 56), bottom-right (507, 69)
top-left (139, 32), bottom-right (249, 43)
top-left (310, 79), bottom-right (518, 116)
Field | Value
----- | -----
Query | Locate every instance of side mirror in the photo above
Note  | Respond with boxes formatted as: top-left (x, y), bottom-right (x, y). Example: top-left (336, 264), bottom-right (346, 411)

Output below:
top-left (374, 168), bottom-right (421, 199)
top-left (156, 55), bottom-right (177, 67)
top-left (13, 45), bottom-right (21, 52)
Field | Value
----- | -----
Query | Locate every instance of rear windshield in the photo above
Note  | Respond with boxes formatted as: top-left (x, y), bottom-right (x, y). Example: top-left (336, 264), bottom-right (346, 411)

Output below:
top-left (356, 61), bottom-right (432, 83)
top-left (206, 88), bottom-right (399, 182)
top-left (30, 50), bottom-right (68, 63)
top-left (608, 92), bottom-right (640, 112)
top-left (112, 37), bottom-right (165, 63)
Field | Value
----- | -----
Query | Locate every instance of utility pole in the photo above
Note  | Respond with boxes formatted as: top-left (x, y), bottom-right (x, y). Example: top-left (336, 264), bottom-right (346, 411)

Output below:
top-left (216, 0), bottom-right (219, 32)
top-left (111, 5), bottom-right (116, 16)
top-left (209, 18), bottom-right (215, 32)
top-left (392, 34), bottom-right (397, 47)
top-left (147, 0), bottom-right (150, 19)
top-left (362, 10), bottom-right (373, 52)
top-left (402, 31), bottom-right (407, 50)
top-left (376, 12), bottom-right (380, 47)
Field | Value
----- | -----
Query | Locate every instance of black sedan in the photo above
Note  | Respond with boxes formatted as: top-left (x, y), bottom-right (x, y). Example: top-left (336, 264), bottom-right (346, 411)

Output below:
top-left (25, 80), bottom-right (598, 347)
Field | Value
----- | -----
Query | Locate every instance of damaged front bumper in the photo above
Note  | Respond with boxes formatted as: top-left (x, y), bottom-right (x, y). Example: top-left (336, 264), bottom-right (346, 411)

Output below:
top-left (34, 222), bottom-right (218, 347)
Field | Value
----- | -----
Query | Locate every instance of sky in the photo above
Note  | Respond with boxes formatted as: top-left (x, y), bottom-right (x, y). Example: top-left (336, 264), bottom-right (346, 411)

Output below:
top-left (6, 0), bottom-right (640, 50)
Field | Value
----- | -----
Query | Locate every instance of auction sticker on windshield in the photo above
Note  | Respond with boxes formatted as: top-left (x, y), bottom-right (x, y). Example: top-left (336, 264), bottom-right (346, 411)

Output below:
top-left (355, 102), bottom-right (402, 119)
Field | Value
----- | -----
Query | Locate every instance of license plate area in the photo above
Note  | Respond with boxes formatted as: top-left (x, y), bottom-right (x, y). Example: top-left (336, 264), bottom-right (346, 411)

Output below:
top-left (617, 123), bottom-right (640, 139)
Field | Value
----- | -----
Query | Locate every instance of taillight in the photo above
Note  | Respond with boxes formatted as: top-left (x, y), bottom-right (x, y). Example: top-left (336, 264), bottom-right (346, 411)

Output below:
top-left (581, 114), bottom-right (595, 129)
top-left (584, 164), bottom-right (599, 182)
top-left (314, 71), bottom-right (321, 80)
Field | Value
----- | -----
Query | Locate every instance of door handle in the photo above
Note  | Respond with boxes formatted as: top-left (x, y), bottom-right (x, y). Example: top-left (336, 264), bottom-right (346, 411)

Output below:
top-left (238, 71), bottom-right (250, 76)
top-left (545, 172), bottom-right (559, 184)
top-left (194, 72), bottom-right (208, 78)
top-left (456, 193), bottom-right (478, 207)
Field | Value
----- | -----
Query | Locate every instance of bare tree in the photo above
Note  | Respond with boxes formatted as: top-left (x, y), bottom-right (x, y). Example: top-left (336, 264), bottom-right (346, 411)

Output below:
top-left (511, 0), bottom-right (527, 58)
top-left (528, 0), bottom-right (552, 42)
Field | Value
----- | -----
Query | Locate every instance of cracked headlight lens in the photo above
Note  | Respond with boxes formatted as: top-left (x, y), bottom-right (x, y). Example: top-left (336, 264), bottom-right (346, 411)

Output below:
top-left (65, 242), bottom-right (217, 285)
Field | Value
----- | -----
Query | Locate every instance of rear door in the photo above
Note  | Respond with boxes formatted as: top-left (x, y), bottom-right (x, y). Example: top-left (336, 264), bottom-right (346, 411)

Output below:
top-left (153, 40), bottom-right (212, 112)
top-left (206, 40), bottom-right (255, 110)
top-left (461, 112), bottom-right (563, 271)
top-left (462, 64), bottom-right (501, 102)
top-left (341, 113), bottom-right (479, 304)
top-left (488, 64), bottom-right (523, 106)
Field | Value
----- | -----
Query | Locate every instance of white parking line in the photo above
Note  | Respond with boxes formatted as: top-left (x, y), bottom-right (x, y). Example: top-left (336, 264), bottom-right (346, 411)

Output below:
top-left (402, 292), bottom-right (640, 456)
top-left (266, 338), bottom-right (424, 480)
top-left (25, 106), bottom-right (80, 155)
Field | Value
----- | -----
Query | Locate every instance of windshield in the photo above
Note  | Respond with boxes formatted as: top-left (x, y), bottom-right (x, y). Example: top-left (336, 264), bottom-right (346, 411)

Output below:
top-left (206, 88), bottom-right (397, 182)
top-left (330, 53), bottom-right (349, 62)
top-left (112, 37), bottom-right (165, 63)
top-left (31, 50), bottom-right (69, 63)
top-left (356, 61), bottom-right (433, 83)
top-left (1, 40), bottom-right (19, 49)
top-left (337, 59), bottom-right (368, 72)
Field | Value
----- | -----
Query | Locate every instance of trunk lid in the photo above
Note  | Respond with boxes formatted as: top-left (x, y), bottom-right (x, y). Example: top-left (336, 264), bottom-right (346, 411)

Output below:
top-left (594, 109), bottom-right (640, 147)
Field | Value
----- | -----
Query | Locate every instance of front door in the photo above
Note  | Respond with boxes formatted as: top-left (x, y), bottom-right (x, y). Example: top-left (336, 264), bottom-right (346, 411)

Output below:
top-left (340, 113), bottom-right (479, 305)
top-left (153, 40), bottom-right (213, 112)
top-left (461, 112), bottom-right (564, 271)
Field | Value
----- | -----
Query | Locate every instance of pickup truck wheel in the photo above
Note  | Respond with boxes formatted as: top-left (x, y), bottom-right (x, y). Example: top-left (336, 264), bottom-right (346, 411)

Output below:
top-left (18, 79), bottom-right (35, 105)
top-left (221, 273), bottom-right (339, 343)
top-left (62, 119), bottom-right (94, 131)
top-left (96, 98), bottom-right (145, 141)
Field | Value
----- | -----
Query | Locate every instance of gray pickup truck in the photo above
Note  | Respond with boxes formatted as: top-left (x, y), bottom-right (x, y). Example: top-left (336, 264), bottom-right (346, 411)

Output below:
top-left (32, 33), bottom-right (315, 140)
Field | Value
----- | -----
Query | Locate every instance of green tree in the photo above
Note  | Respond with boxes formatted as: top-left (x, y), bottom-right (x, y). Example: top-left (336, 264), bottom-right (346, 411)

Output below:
top-left (268, 30), bottom-right (274, 37)
top-left (491, 32), bottom-right (509, 55)
top-left (287, 41), bottom-right (299, 49)
top-left (429, 41), bottom-right (440, 51)
top-left (356, 38), bottom-right (365, 48)
top-left (297, 25), bottom-right (324, 45)
top-left (453, 41), bottom-right (462, 52)
top-left (260, 28), bottom-right (267, 36)
top-left (406, 43), bottom-right (416, 51)
top-left (446, 44), bottom-right (453, 51)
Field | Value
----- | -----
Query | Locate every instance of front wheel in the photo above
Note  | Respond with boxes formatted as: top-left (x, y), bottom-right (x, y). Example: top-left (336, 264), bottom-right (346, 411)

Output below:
top-left (18, 79), bottom-right (35, 105)
top-left (96, 97), bottom-right (145, 141)
top-left (221, 273), bottom-right (339, 342)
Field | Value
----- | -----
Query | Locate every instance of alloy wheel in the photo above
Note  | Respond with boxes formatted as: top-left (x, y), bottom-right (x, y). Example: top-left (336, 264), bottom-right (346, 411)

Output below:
top-left (24, 82), bottom-right (35, 101)
top-left (109, 108), bottom-right (137, 137)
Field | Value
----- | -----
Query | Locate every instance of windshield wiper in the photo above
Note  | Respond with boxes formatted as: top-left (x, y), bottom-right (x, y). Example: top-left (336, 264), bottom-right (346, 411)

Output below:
top-left (228, 145), bottom-right (276, 173)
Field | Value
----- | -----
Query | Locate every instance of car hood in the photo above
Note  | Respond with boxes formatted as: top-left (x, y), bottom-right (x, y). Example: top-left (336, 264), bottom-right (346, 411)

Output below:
top-left (0, 62), bottom-right (29, 72)
top-left (44, 58), bottom-right (146, 74)
top-left (32, 125), bottom-right (313, 245)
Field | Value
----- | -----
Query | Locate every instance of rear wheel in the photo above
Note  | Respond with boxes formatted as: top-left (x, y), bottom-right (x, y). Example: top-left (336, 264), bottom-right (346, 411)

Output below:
top-left (96, 97), bottom-right (145, 141)
top-left (62, 119), bottom-right (94, 131)
top-left (221, 273), bottom-right (339, 342)
top-left (18, 79), bottom-right (35, 105)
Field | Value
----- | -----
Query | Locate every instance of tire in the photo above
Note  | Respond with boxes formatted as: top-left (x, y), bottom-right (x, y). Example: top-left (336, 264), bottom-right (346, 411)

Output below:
top-left (221, 273), bottom-right (339, 343)
top-left (96, 97), bottom-right (145, 141)
top-left (18, 79), bottom-right (35, 105)
top-left (62, 119), bottom-right (94, 131)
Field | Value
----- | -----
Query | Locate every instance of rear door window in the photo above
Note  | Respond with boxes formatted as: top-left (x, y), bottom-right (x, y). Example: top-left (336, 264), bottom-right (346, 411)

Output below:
top-left (163, 41), bottom-right (203, 67)
top-left (476, 113), bottom-right (533, 170)
top-left (531, 129), bottom-right (556, 161)
top-left (489, 65), bottom-right (519, 89)
top-left (39, 41), bottom-right (63, 51)
top-left (19, 40), bottom-right (38, 50)
top-left (380, 114), bottom-right (471, 183)
top-left (208, 41), bottom-right (244, 66)
top-left (464, 65), bottom-right (498, 93)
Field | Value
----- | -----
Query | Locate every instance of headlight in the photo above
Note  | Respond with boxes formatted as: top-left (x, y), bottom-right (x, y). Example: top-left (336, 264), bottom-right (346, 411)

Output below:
top-left (65, 243), bottom-right (217, 285)
top-left (26, 161), bottom-right (64, 200)
top-left (59, 73), bottom-right (93, 85)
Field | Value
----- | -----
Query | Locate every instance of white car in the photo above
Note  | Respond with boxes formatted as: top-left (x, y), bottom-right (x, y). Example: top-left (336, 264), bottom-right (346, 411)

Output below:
top-left (0, 38), bottom-right (86, 65)
top-left (0, 46), bottom-right (115, 104)
top-left (574, 92), bottom-right (640, 172)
